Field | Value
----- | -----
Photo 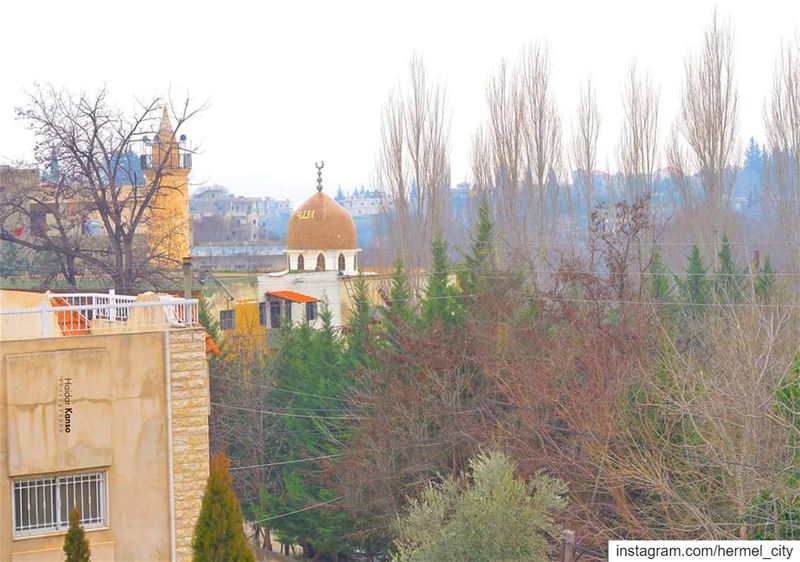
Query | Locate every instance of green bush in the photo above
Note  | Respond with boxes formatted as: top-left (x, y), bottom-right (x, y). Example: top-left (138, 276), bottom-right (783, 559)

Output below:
top-left (394, 451), bottom-right (566, 562)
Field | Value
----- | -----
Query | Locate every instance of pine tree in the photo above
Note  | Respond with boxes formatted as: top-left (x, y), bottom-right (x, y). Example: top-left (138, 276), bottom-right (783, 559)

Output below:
top-left (198, 294), bottom-right (221, 344)
top-left (63, 509), bottom-right (91, 562)
top-left (262, 305), bottom-right (355, 559)
top-left (347, 274), bottom-right (373, 364)
top-left (423, 237), bottom-right (462, 327)
top-left (744, 137), bottom-right (764, 173)
top-left (678, 245), bottom-right (710, 315)
top-left (647, 245), bottom-right (671, 302)
top-left (714, 234), bottom-right (743, 303)
top-left (459, 196), bottom-right (496, 298)
top-left (192, 453), bottom-right (254, 562)
top-left (383, 260), bottom-right (415, 348)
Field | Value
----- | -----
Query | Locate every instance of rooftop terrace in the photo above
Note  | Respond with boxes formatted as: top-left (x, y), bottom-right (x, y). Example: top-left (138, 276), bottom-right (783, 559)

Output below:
top-left (0, 290), bottom-right (200, 341)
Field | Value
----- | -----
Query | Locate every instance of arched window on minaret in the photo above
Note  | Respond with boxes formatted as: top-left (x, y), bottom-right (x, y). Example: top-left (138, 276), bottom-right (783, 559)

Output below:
top-left (316, 254), bottom-right (325, 271)
top-left (338, 253), bottom-right (346, 272)
top-left (297, 254), bottom-right (304, 271)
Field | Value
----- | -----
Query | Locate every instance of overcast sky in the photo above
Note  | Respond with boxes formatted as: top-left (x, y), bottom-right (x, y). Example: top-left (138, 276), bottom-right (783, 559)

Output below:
top-left (1, 0), bottom-right (799, 205)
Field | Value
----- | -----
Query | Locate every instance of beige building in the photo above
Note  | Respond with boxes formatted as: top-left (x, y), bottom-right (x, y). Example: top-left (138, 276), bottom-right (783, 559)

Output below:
top-left (0, 290), bottom-right (210, 561)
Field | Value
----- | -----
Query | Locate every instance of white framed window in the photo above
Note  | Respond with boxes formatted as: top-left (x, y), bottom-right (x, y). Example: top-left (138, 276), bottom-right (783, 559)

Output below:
top-left (12, 471), bottom-right (107, 537)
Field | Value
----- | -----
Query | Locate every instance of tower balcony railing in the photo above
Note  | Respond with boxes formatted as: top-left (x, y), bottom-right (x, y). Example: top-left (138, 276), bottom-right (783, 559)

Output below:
top-left (139, 152), bottom-right (192, 171)
top-left (0, 291), bottom-right (199, 341)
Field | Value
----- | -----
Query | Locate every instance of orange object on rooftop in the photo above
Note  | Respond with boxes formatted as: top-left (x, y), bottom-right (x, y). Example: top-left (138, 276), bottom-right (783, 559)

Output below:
top-left (50, 296), bottom-right (91, 336)
top-left (265, 290), bottom-right (321, 304)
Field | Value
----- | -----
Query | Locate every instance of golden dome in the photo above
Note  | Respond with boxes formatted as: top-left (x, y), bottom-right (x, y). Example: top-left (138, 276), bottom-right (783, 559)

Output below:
top-left (287, 191), bottom-right (357, 250)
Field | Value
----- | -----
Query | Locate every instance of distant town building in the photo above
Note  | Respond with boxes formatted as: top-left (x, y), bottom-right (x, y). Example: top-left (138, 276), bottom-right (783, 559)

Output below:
top-left (190, 186), bottom-right (292, 242)
top-left (337, 187), bottom-right (384, 217)
top-left (0, 290), bottom-right (211, 561)
top-left (191, 241), bottom-right (286, 271)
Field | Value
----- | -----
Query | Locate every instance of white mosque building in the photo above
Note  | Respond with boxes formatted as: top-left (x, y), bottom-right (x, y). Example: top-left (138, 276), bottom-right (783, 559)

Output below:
top-left (257, 163), bottom-right (362, 329)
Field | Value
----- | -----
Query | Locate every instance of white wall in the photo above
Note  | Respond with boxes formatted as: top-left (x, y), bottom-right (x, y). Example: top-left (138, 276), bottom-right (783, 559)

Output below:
top-left (285, 249), bottom-right (359, 275)
top-left (258, 269), bottom-right (346, 328)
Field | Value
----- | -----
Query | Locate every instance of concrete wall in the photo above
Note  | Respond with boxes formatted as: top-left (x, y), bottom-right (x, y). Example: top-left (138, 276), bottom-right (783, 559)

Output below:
top-left (0, 328), bottom-right (209, 562)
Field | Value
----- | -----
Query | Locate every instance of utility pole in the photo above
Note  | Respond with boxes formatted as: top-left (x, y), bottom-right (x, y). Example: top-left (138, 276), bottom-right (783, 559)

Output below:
top-left (182, 256), bottom-right (192, 299)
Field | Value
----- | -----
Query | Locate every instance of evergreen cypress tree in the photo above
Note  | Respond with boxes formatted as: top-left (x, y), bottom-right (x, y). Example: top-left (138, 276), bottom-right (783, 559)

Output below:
top-left (744, 137), bottom-right (764, 173)
top-left (263, 304), bottom-right (354, 559)
top-left (347, 274), bottom-right (372, 363)
top-left (192, 452), bottom-right (254, 562)
top-left (647, 245), bottom-right (671, 302)
top-left (423, 237), bottom-right (462, 327)
top-left (63, 509), bottom-right (91, 562)
top-left (714, 234), bottom-right (743, 303)
top-left (198, 294), bottom-right (221, 344)
top-left (383, 260), bottom-right (415, 348)
top-left (678, 245), bottom-right (710, 315)
top-left (459, 197), bottom-right (496, 297)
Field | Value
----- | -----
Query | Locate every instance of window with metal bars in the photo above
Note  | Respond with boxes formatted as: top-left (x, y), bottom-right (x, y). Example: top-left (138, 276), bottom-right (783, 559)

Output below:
top-left (12, 471), bottom-right (107, 537)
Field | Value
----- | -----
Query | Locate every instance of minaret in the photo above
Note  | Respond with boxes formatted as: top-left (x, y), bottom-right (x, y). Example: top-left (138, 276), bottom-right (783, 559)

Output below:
top-left (143, 107), bottom-right (192, 265)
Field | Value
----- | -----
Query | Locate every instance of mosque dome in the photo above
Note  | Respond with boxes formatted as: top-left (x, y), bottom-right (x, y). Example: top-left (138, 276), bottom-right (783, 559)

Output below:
top-left (287, 190), bottom-right (357, 250)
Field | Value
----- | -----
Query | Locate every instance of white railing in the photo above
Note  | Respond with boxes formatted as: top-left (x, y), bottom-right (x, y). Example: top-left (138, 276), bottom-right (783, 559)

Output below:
top-left (55, 291), bottom-right (138, 321)
top-left (0, 292), bottom-right (199, 340)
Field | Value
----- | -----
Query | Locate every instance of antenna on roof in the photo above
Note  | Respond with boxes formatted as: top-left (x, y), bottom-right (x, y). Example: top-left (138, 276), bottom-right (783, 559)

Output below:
top-left (315, 161), bottom-right (325, 192)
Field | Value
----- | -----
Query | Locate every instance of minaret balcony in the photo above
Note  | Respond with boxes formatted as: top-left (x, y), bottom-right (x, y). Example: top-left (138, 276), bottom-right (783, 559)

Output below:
top-left (140, 152), bottom-right (192, 171)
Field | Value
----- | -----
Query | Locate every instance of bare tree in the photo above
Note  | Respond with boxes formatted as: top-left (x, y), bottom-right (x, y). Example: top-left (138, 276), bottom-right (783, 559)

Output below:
top-left (571, 78), bottom-right (601, 234)
top-left (471, 59), bottom-right (527, 260)
top-left (376, 55), bottom-right (451, 269)
top-left (666, 124), bottom-right (696, 210)
top-left (672, 12), bottom-right (740, 233)
top-left (618, 65), bottom-right (660, 203)
top-left (473, 45), bottom-right (563, 267)
top-left (0, 85), bottom-right (204, 292)
top-left (521, 43), bottom-right (563, 244)
top-left (612, 304), bottom-right (797, 539)
top-left (765, 35), bottom-right (800, 271)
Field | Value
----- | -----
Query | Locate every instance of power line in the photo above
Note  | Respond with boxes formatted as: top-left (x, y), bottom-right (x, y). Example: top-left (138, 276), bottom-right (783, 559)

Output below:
top-left (252, 496), bottom-right (344, 524)
top-left (230, 453), bottom-right (346, 472)
top-left (212, 400), bottom-right (482, 421)
top-left (210, 372), bottom-right (353, 404)
top-left (210, 401), bottom-right (364, 420)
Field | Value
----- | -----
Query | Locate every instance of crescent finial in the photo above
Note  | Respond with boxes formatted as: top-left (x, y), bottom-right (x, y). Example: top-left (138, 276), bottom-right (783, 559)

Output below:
top-left (315, 160), bottom-right (325, 192)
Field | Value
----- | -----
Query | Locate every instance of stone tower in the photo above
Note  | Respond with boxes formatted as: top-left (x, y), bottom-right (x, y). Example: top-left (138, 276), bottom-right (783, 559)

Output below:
top-left (143, 107), bottom-right (193, 265)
